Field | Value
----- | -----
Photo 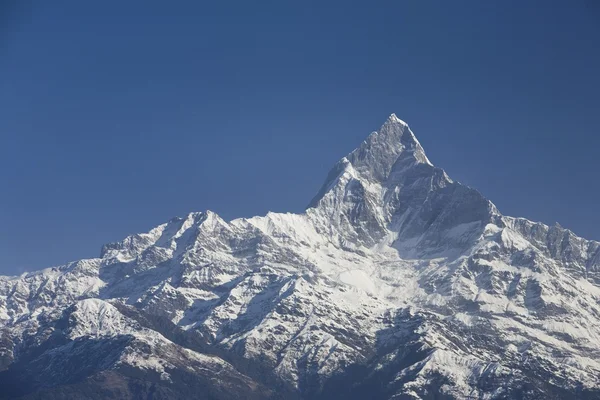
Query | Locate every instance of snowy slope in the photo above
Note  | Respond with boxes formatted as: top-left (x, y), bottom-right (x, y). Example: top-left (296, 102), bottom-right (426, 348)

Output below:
top-left (1, 114), bottom-right (600, 399)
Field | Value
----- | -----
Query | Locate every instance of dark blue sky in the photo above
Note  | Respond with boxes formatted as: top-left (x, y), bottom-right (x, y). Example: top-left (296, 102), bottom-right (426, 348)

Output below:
top-left (1, 1), bottom-right (599, 274)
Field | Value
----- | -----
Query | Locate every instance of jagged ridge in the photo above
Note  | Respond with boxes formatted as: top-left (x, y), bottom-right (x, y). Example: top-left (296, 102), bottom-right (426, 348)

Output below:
top-left (1, 115), bottom-right (600, 399)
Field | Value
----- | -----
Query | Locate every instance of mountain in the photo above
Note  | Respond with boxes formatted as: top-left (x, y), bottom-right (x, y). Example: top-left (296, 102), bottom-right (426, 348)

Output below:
top-left (1, 114), bottom-right (600, 399)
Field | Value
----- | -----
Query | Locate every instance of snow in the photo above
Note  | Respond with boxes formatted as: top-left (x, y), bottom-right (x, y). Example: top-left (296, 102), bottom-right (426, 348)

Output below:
top-left (338, 269), bottom-right (377, 294)
top-left (1, 114), bottom-right (600, 397)
top-left (387, 113), bottom-right (408, 126)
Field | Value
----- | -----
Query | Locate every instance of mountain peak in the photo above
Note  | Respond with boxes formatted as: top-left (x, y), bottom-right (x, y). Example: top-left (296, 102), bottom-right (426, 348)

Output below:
top-left (308, 114), bottom-right (434, 209)
top-left (346, 114), bottom-right (432, 183)
top-left (384, 112), bottom-right (408, 126)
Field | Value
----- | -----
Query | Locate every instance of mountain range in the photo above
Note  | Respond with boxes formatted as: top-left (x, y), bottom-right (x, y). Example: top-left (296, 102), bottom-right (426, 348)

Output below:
top-left (1, 114), bottom-right (599, 399)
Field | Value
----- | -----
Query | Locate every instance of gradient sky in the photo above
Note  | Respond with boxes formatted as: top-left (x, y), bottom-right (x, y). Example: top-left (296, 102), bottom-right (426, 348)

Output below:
top-left (1, 1), bottom-right (599, 274)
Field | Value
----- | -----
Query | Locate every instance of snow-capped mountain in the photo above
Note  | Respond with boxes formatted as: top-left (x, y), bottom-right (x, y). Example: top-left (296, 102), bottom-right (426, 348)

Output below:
top-left (1, 114), bottom-right (600, 399)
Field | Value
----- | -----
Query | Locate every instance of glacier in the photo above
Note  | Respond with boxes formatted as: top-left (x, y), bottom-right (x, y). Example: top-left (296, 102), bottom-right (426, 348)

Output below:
top-left (1, 114), bottom-right (600, 399)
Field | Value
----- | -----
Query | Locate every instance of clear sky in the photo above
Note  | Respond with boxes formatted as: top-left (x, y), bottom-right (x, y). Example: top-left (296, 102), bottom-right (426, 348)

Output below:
top-left (1, 1), bottom-right (599, 274)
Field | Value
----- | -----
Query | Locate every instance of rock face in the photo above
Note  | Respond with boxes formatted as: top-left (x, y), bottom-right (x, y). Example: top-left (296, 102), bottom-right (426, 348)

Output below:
top-left (1, 114), bottom-right (600, 399)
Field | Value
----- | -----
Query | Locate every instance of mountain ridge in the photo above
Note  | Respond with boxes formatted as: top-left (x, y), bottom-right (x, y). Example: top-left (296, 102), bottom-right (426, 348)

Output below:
top-left (1, 115), bottom-right (600, 399)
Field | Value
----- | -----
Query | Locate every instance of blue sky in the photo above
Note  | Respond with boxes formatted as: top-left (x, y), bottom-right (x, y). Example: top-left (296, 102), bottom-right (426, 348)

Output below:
top-left (1, 1), bottom-right (599, 274)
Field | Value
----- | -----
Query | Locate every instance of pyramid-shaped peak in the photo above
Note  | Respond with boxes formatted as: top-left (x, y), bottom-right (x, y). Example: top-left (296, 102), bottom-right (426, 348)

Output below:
top-left (384, 113), bottom-right (408, 126)
top-left (366, 114), bottom-right (422, 152)
top-left (346, 114), bottom-right (432, 182)
top-left (308, 114), bottom-right (434, 208)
